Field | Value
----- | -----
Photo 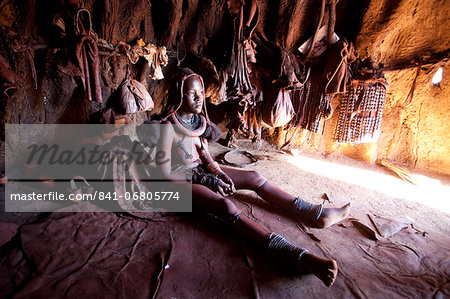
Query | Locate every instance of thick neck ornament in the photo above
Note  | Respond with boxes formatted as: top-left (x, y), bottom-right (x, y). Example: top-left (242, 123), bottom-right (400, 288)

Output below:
top-left (170, 113), bottom-right (206, 137)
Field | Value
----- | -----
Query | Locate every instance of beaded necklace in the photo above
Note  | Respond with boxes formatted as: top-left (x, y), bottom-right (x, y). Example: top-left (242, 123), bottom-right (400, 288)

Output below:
top-left (170, 113), bottom-right (206, 137)
top-left (176, 113), bottom-right (199, 129)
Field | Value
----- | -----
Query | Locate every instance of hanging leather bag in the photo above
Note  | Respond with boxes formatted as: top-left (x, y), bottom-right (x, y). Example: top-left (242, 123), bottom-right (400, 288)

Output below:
top-left (118, 75), bottom-right (154, 114)
top-left (262, 88), bottom-right (294, 128)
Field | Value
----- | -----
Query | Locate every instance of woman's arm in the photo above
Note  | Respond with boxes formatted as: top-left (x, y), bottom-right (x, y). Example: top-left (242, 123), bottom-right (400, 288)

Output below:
top-left (156, 123), bottom-right (189, 182)
top-left (198, 138), bottom-right (236, 195)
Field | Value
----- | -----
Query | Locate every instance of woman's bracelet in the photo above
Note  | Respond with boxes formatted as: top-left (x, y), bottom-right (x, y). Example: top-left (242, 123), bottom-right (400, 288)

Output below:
top-left (217, 172), bottom-right (226, 179)
top-left (199, 173), bottom-right (219, 190)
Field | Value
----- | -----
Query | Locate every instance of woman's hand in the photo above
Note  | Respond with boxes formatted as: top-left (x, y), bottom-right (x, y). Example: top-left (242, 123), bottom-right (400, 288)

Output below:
top-left (218, 173), bottom-right (236, 196)
top-left (215, 180), bottom-right (232, 197)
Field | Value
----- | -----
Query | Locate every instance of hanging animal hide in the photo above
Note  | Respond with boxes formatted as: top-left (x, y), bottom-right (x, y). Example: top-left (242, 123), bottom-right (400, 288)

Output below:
top-left (125, 40), bottom-right (169, 80)
top-left (245, 102), bottom-right (262, 139)
top-left (292, 40), bottom-right (356, 134)
top-left (101, 0), bottom-right (119, 43)
top-left (61, 9), bottom-right (103, 102)
top-left (0, 54), bottom-right (22, 99)
top-left (142, 44), bottom-right (169, 80)
top-left (243, 90), bottom-right (263, 135)
top-left (224, 0), bottom-right (259, 146)
top-left (11, 42), bottom-right (37, 90)
top-left (198, 58), bottom-right (228, 105)
top-left (226, 0), bottom-right (258, 100)
top-left (227, 40), bottom-right (254, 100)
top-left (252, 33), bottom-right (305, 90)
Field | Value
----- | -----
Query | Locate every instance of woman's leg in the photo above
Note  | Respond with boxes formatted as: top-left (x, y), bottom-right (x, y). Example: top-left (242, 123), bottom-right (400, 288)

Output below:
top-left (192, 183), bottom-right (271, 245)
top-left (192, 183), bottom-right (338, 286)
top-left (221, 166), bottom-right (350, 228)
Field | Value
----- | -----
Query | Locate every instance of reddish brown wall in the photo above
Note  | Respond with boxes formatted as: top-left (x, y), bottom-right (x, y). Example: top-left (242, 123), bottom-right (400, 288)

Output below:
top-left (356, 0), bottom-right (450, 176)
top-left (268, 0), bottom-right (450, 177)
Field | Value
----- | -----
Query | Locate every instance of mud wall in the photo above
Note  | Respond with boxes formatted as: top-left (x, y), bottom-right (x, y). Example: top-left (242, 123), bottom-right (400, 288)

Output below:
top-left (379, 65), bottom-right (450, 176)
top-left (269, 0), bottom-right (450, 177)
top-left (357, 0), bottom-right (450, 176)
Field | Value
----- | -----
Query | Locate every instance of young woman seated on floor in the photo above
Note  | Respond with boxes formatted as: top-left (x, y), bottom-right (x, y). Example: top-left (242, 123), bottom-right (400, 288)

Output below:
top-left (156, 68), bottom-right (351, 287)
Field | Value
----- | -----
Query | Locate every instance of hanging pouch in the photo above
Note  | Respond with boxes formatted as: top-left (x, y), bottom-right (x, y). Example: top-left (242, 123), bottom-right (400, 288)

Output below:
top-left (118, 69), bottom-right (154, 114)
top-left (262, 88), bottom-right (294, 128)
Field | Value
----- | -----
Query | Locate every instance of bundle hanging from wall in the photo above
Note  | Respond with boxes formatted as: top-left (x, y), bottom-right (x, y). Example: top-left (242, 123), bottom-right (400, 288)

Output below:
top-left (226, 0), bottom-right (258, 100)
top-left (292, 39), bottom-right (356, 135)
top-left (224, 0), bottom-right (259, 146)
top-left (297, 69), bottom-right (326, 133)
top-left (60, 8), bottom-right (103, 103)
top-left (334, 75), bottom-right (388, 143)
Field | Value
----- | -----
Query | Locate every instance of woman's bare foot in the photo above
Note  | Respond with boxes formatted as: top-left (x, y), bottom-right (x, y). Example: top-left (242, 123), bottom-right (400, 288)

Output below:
top-left (299, 252), bottom-right (338, 287)
top-left (316, 203), bottom-right (351, 229)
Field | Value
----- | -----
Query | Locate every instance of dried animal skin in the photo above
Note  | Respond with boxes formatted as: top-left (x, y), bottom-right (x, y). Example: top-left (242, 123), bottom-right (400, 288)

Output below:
top-left (60, 9), bottom-right (103, 102)
top-left (198, 58), bottom-right (227, 105)
top-left (128, 43), bottom-right (144, 64)
top-left (127, 41), bottom-right (168, 80)
top-left (143, 44), bottom-right (168, 80)
top-left (0, 54), bottom-right (22, 99)
top-left (227, 0), bottom-right (244, 17)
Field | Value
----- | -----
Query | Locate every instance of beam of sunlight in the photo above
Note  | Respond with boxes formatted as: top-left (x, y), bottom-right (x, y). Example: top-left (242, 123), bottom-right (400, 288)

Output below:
top-left (285, 154), bottom-right (450, 214)
top-left (431, 67), bottom-right (443, 86)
